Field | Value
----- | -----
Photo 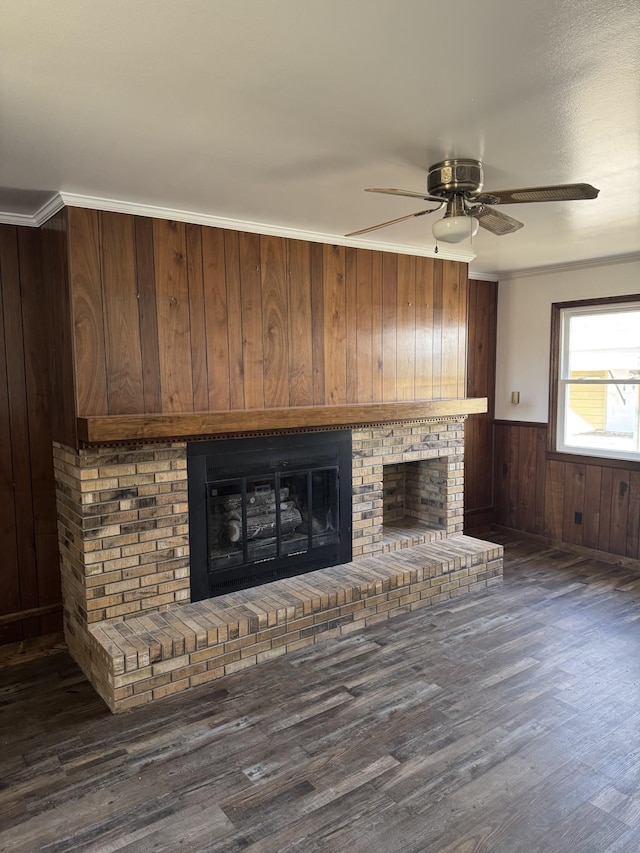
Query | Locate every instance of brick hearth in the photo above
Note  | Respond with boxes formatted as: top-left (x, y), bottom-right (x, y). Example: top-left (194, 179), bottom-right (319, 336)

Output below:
top-left (53, 419), bottom-right (503, 712)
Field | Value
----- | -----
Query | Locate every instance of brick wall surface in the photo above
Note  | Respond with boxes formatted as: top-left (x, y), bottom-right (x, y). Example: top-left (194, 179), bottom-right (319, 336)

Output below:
top-left (52, 419), bottom-right (488, 711)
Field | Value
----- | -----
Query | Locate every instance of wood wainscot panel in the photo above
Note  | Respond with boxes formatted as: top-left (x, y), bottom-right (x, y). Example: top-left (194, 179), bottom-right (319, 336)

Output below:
top-left (494, 419), bottom-right (640, 561)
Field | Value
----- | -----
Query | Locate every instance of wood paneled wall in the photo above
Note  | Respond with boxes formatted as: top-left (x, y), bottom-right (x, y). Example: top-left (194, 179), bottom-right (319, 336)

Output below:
top-left (494, 421), bottom-right (640, 560)
top-left (66, 208), bottom-right (469, 418)
top-left (0, 225), bottom-right (61, 644)
top-left (464, 279), bottom-right (497, 529)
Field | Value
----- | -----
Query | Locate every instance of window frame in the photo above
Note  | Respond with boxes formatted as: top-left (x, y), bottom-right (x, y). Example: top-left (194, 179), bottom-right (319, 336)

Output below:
top-left (549, 294), bottom-right (640, 466)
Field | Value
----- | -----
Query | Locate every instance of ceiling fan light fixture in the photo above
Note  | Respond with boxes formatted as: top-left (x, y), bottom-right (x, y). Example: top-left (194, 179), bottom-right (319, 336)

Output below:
top-left (432, 214), bottom-right (479, 244)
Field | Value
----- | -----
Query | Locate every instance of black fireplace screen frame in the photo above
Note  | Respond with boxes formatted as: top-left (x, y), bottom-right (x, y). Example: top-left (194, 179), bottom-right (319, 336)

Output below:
top-left (188, 431), bottom-right (352, 599)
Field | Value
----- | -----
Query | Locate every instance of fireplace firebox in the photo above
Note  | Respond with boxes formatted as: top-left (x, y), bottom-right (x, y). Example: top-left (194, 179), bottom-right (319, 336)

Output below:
top-left (187, 431), bottom-right (352, 599)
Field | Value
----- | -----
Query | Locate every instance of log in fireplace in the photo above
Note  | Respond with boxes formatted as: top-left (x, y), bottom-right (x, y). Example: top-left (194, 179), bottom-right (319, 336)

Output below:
top-left (187, 431), bottom-right (352, 599)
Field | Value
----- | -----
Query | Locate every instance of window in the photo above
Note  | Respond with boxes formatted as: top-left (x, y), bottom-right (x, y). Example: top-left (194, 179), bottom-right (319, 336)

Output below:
top-left (552, 297), bottom-right (640, 463)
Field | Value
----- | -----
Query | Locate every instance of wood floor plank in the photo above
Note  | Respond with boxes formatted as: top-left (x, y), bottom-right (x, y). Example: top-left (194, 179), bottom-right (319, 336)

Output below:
top-left (1, 534), bottom-right (640, 851)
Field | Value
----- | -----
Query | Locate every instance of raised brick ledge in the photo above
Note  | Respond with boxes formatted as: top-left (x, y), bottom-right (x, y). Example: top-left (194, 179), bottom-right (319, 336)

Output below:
top-left (87, 535), bottom-right (503, 711)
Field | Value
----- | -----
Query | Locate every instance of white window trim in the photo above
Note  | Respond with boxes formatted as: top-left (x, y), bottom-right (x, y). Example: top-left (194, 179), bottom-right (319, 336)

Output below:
top-left (556, 301), bottom-right (640, 463)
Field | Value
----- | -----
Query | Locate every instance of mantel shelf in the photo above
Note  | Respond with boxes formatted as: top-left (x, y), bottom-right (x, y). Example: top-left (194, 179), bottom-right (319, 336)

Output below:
top-left (76, 399), bottom-right (488, 445)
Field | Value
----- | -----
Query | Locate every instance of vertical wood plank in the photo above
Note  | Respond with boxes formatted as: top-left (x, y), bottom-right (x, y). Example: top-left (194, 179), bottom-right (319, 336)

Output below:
top-left (224, 230), bottom-right (245, 410)
top-left (582, 465), bottom-right (602, 550)
top-left (134, 216), bottom-right (162, 413)
top-left (68, 208), bottom-right (108, 415)
top-left (0, 227), bottom-right (38, 637)
top-left (544, 460), bottom-right (565, 540)
top-left (287, 240), bottom-right (313, 407)
top-left (153, 220), bottom-right (194, 412)
top-left (344, 248), bottom-right (359, 403)
top-left (597, 468), bottom-right (613, 553)
top-left (185, 223), bottom-right (210, 411)
top-left (466, 278), bottom-right (478, 397)
top-left (371, 251), bottom-right (383, 403)
top-left (457, 265), bottom-right (468, 398)
top-left (355, 249), bottom-right (373, 403)
top-left (507, 425), bottom-right (520, 528)
top-left (609, 471), bottom-right (630, 556)
top-left (310, 243), bottom-right (325, 406)
top-left (239, 232), bottom-right (264, 409)
top-left (414, 256), bottom-right (434, 400)
top-left (517, 426), bottom-right (538, 533)
top-left (534, 426), bottom-right (547, 535)
top-left (0, 228), bottom-right (24, 638)
top-left (381, 253), bottom-right (397, 402)
top-left (201, 227), bottom-right (231, 411)
top-left (261, 236), bottom-right (289, 408)
top-left (562, 462), bottom-right (585, 546)
top-left (627, 471), bottom-right (640, 559)
top-left (323, 244), bottom-right (346, 404)
top-left (17, 228), bottom-right (61, 629)
top-left (100, 213), bottom-right (144, 414)
top-left (493, 422), bottom-right (511, 525)
top-left (396, 254), bottom-right (416, 401)
top-left (431, 259), bottom-right (443, 399)
top-left (441, 260), bottom-right (462, 398)
top-left (42, 210), bottom-right (77, 446)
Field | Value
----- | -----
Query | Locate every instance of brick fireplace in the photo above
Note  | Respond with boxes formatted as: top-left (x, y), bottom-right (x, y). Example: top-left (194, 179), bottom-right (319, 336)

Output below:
top-left (54, 413), bottom-right (503, 712)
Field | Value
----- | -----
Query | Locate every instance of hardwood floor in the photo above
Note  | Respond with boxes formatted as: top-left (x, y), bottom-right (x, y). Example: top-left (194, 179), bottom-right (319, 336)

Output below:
top-left (1, 535), bottom-right (640, 852)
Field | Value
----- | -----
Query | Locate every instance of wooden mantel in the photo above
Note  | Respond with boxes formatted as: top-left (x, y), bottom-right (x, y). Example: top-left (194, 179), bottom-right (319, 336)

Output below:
top-left (76, 399), bottom-right (488, 445)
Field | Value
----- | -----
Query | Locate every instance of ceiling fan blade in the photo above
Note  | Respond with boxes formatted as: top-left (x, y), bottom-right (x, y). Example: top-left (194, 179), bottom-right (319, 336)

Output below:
top-left (365, 187), bottom-right (444, 202)
top-left (472, 206), bottom-right (524, 236)
top-left (481, 183), bottom-right (599, 204)
top-left (345, 208), bottom-right (439, 237)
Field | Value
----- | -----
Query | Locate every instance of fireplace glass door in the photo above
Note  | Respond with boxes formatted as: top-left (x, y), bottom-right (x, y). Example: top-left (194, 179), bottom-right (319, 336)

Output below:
top-left (188, 432), bottom-right (351, 599)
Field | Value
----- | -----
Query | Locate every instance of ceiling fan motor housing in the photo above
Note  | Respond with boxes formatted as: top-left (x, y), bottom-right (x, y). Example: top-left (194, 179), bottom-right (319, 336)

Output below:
top-left (428, 158), bottom-right (483, 196)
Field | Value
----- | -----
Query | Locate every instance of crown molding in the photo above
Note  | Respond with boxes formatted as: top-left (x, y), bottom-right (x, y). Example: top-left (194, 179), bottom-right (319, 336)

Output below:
top-left (467, 271), bottom-right (499, 282)
top-left (499, 252), bottom-right (640, 281)
top-left (53, 192), bottom-right (474, 263)
top-left (0, 193), bottom-right (65, 227)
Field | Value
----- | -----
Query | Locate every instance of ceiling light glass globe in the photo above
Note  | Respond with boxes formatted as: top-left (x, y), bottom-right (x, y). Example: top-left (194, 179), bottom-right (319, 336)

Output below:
top-left (432, 215), bottom-right (479, 243)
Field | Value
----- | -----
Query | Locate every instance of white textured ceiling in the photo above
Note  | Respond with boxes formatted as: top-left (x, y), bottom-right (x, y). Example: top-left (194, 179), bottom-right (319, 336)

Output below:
top-left (1, 0), bottom-right (639, 276)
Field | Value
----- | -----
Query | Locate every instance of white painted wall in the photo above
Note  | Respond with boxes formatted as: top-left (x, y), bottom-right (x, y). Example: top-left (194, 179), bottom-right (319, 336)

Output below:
top-left (495, 256), bottom-right (640, 423)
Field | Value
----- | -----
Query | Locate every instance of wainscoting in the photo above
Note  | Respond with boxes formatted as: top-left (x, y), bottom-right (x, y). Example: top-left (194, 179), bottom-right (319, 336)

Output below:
top-left (494, 420), bottom-right (640, 559)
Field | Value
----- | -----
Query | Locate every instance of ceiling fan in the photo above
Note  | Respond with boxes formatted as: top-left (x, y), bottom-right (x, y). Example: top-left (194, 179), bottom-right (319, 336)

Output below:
top-left (346, 158), bottom-right (599, 244)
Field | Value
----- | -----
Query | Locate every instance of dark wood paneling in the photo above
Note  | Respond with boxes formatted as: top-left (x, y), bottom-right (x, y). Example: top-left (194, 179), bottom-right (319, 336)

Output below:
top-left (562, 463), bottom-right (585, 546)
top-left (323, 244), bottom-right (347, 405)
top-left (17, 229), bottom-right (61, 635)
top-left (0, 224), bottom-right (62, 644)
top-left (134, 216), bottom-right (162, 413)
top-left (381, 253), bottom-right (398, 402)
top-left (464, 279), bottom-right (497, 529)
top-left (153, 219), bottom-right (194, 412)
top-left (239, 232), bottom-right (264, 409)
top-left (260, 236), bottom-right (289, 409)
top-left (100, 213), bottom-right (145, 414)
top-left (185, 223), bottom-right (210, 412)
top-left (344, 248), bottom-right (358, 404)
top-left (396, 254), bottom-right (416, 401)
top-left (69, 209), bottom-right (108, 415)
top-left (42, 210), bottom-right (77, 446)
top-left (67, 211), bottom-right (470, 417)
top-left (494, 420), bottom-right (640, 560)
top-left (355, 249), bottom-right (373, 404)
top-left (415, 256), bottom-right (434, 401)
top-left (287, 240), bottom-right (313, 407)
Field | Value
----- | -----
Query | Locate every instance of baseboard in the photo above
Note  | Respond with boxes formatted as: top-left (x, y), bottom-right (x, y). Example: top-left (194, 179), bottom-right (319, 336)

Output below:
top-left (491, 525), bottom-right (640, 569)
